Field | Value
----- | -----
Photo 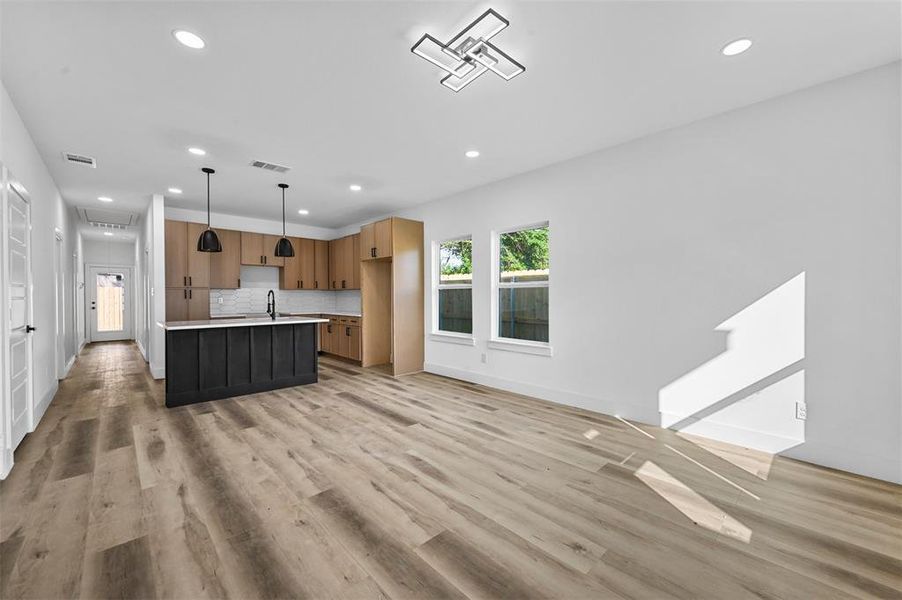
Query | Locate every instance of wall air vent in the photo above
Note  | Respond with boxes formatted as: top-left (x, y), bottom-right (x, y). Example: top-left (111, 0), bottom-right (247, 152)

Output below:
top-left (250, 159), bottom-right (291, 173)
top-left (62, 152), bottom-right (97, 168)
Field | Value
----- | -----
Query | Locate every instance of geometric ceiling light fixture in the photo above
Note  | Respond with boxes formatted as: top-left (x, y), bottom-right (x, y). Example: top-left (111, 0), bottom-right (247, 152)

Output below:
top-left (411, 8), bottom-right (525, 92)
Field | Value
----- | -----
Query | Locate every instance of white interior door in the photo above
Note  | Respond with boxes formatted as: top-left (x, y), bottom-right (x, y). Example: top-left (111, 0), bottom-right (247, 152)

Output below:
top-left (89, 266), bottom-right (133, 342)
top-left (7, 182), bottom-right (33, 450)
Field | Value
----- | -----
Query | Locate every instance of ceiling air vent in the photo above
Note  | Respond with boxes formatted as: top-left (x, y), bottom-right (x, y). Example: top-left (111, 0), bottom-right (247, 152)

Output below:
top-left (250, 159), bottom-right (291, 173)
top-left (62, 152), bottom-right (97, 168)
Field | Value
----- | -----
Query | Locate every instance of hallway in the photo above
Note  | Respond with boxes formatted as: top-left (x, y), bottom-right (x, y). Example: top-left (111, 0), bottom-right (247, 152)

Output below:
top-left (1, 342), bottom-right (900, 599)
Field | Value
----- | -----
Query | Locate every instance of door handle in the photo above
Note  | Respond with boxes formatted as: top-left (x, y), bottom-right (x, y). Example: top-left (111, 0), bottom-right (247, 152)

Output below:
top-left (26, 325), bottom-right (36, 333)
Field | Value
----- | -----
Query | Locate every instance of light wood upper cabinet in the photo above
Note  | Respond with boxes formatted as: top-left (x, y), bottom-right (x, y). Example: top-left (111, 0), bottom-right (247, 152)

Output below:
top-left (328, 238), bottom-right (341, 289)
top-left (281, 237), bottom-right (318, 290)
top-left (263, 234), bottom-right (285, 267)
top-left (350, 234), bottom-right (360, 289)
top-left (165, 220), bottom-right (211, 288)
top-left (374, 219), bottom-right (392, 259)
top-left (314, 240), bottom-right (329, 290)
top-left (360, 223), bottom-right (375, 260)
top-left (187, 287), bottom-right (210, 320)
top-left (299, 238), bottom-right (316, 289)
top-left (209, 229), bottom-right (241, 289)
top-left (328, 234), bottom-right (360, 290)
top-left (241, 232), bottom-right (264, 265)
top-left (165, 287), bottom-right (210, 321)
top-left (185, 222), bottom-right (210, 288)
top-left (165, 220), bottom-right (189, 287)
top-left (165, 287), bottom-right (188, 321)
top-left (360, 218), bottom-right (393, 261)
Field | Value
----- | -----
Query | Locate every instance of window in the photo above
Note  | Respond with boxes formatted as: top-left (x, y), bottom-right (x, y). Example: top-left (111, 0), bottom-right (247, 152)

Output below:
top-left (436, 237), bottom-right (473, 335)
top-left (496, 223), bottom-right (549, 343)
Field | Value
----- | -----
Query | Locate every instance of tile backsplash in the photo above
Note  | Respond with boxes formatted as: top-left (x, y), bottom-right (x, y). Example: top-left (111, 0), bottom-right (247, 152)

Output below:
top-left (210, 265), bottom-right (361, 316)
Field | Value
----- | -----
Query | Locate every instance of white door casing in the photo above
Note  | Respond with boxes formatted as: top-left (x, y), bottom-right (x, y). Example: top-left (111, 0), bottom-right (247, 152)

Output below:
top-left (88, 265), bottom-right (133, 342)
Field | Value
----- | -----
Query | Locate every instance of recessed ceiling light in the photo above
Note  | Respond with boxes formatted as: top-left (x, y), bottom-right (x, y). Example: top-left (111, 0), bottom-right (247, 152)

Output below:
top-left (188, 147), bottom-right (206, 156)
top-left (298, 209), bottom-right (309, 215)
top-left (103, 231), bottom-right (114, 236)
top-left (168, 187), bottom-right (182, 194)
top-left (721, 38), bottom-right (752, 56)
top-left (172, 30), bottom-right (205, 50)
top-left (465, 150), bottom-right (480, 158)
top-left (98, 196), bottom-right (113, 202)
top-left (349, 184), bottom-right (362, 192)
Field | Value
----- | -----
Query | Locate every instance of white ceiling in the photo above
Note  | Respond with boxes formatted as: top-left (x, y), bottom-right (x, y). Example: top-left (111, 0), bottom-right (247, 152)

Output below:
top-left (2, 1), bottom-right (899, 228)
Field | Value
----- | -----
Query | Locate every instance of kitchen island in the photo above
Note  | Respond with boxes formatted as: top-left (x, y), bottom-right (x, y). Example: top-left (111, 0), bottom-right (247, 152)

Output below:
top-left (157, 316), bottom-right (328, 407)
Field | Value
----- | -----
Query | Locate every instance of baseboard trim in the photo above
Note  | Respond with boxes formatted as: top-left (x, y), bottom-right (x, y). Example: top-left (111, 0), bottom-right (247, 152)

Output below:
top-left (0, 448), bottom-right (13, 480)
top-left (62, 354), bottom-right (76, 378)
top-left (423, 363), bottom-right (901, 484)
top-left (423, 362), bottom-right (658, 424)
top-left (33, 381), bottom-right (57, 430)
top-left (150, 363), bottom-right (165, 379)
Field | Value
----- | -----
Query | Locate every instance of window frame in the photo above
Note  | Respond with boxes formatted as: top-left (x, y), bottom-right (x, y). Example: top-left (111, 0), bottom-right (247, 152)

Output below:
top-left (431, 235), bottom-right (475, 344)
top-left (490, 221), bottom-right (552, 355)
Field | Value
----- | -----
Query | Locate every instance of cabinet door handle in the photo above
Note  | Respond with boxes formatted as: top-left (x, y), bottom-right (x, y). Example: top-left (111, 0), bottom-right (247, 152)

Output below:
top-left (327, 324), bottom-right (332, 333)
top-left (300, 280), bottom-right (303, 289)
top-left (189, 276), bottom-right (192, 286)
top-left (189, 289), bottom-right (193, 299)
top-left (332, 280), bottom-right (336, 288)
top-left (297, 279), bottom-right (300, 289)
top-left (346, 327), bottom-right (350, 336)
top-left (342, 280), bottom-right (346, 288)
top-left (315, 280), bottom-right (318, 289)
top-left (184, 289), bottom-right (187, 299)
top-left (238, 278), bottom-right (241, 287)
top-left (183, 276), bottom-right (187, 286)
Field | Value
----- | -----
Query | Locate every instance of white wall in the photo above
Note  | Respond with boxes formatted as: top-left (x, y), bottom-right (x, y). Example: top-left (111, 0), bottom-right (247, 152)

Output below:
top-left (394, 63), bottom-right (901, 483)
top-left (83, 238), bottom-right (136, 266)
top-left (0, 81), bottom-right (80, 476)
top-left (165, 206), bottom-right (338, 240)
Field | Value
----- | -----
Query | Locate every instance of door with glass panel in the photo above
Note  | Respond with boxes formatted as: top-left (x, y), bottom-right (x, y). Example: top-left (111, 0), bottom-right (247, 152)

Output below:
top-left (89, 266), bottom-right (133, 341)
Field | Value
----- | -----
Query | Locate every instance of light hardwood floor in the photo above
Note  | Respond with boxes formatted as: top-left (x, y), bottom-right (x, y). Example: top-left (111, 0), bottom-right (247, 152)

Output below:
top-left (1, 342), bottom-right (900, 599)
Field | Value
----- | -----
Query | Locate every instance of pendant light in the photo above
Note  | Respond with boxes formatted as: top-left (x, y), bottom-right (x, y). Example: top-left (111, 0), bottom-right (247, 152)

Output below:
top-left (197, 167), bottom-right (222, 252)
top-left (274, 183), bottom-right (294, 257)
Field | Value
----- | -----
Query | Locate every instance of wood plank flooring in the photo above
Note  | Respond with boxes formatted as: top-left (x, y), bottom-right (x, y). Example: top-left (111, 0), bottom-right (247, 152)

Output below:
top-left (1, 341), bottom-right (900, 599)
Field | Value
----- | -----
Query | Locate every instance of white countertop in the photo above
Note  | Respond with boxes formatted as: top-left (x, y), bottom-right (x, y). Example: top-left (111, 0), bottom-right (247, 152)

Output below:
top-left (280, 311), bottom-right (362, 318)
top-left (157, 316), bottom-right (328, 331)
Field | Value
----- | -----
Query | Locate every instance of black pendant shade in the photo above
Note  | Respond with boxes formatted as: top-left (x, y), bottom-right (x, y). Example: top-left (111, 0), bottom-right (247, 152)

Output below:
top-left (197, 167), bottom-right (222, 252)
top-left (274, 183), bottom-right (294, 257)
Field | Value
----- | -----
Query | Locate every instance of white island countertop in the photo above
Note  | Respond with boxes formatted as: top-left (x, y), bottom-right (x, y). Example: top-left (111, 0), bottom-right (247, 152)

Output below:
top-left (279, 311), bottom-right (362, 318)
top-left (157, 316), bottom-right (328, 331)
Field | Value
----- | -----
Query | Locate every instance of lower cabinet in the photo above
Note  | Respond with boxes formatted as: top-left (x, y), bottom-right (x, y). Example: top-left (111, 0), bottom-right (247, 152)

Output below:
top-left (318, 315), bottom-right (362, 362)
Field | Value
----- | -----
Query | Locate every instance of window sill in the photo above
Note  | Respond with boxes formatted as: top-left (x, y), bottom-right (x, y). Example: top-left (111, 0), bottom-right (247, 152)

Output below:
top-left (430, 332), bottom-right (476, 346)
top-left (487, 338), bottom-right (553, 356)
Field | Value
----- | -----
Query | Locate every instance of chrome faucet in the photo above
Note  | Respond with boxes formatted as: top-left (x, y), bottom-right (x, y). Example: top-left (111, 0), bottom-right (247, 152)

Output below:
top-left (266, 290), bottom-right (276, 320)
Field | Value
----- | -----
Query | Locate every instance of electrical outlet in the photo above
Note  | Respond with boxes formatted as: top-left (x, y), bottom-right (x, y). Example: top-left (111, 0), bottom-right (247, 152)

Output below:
top-left (218, 297), bottom-right (223, 304)
top-left (795, 402), bottom-right (807, 421)
top-left (481, 353), bottom-right (487, 364)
